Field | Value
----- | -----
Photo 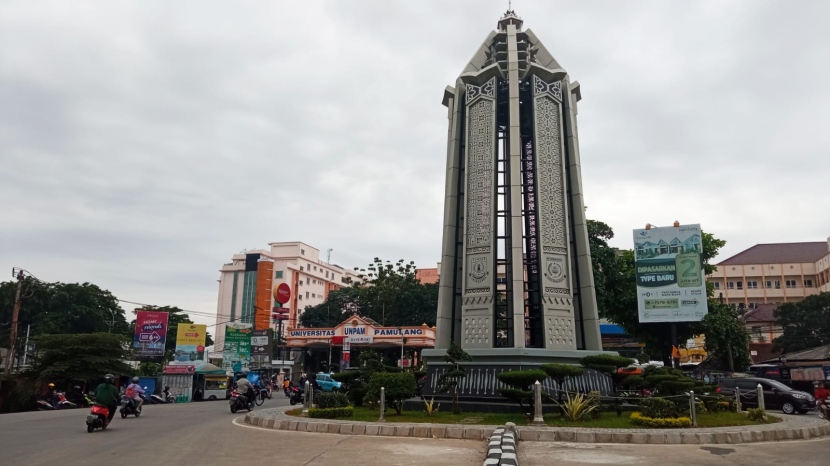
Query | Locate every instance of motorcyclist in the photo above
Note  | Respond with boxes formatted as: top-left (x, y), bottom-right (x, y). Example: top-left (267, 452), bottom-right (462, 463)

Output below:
top-left (236, 373), bottom-right (255, 408)
top-left (46, 383), bottom-right (59, 408)
top-left (66, 385), bottom-right (85, 407)
top-left (94, 374), bottom-right (119, 426)
top-left (815, 382), bottom-right (829, 419)
top-left (162, 386), bottom-right (173, 402)
top-left (125, 377), bottom-right (146, 411)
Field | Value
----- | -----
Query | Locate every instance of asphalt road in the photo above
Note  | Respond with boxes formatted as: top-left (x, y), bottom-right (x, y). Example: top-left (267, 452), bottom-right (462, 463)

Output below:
top-left (2, 399), bottom-right (828, 466)
top-left (0, 396), bottom-right (483, 466)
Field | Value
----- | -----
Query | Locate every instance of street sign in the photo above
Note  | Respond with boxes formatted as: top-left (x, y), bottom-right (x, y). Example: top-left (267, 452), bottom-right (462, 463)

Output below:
top-left (348, 335), bottom-right (373, 344)
top-left (343, 340), bottom-right (351, 351)
top-left (398, 359), bottom-right (411, 368)
top-left (274, 283), bottom-right (291, 304)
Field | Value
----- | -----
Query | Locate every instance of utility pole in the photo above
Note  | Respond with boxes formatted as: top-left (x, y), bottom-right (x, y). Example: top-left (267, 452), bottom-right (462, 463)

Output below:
top-left (21, 325), bottom-right (31, 367)
top-left (105, 309), bottom-right (116, 333)
top-left (4, 270), bottom-right (25, 375)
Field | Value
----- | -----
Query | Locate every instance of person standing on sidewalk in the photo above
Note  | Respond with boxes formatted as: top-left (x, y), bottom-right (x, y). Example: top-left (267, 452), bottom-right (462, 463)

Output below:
top-left (94, 374), bottom-right (120, 426)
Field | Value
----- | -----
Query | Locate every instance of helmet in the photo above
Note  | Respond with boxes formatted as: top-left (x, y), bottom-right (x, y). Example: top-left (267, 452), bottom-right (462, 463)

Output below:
top-left (164, 386), bottom-right (170, 390)
top-left (104, 374), bottom-right (114, 384)
top-left (238, 373), bottom-right (247, 379)
top-left (73, 386), bottom-right (81, 391)
top-left (48, 383), bottom-right (55, 388)
top-left (132, 377), bottom-right (140, 383)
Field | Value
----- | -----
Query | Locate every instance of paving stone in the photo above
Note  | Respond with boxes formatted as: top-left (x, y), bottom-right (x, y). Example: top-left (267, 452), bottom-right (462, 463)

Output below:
top-left (752, 430), bottom-right (764, 442)
top-left (740, 431), bottom-right (753, 443)
top-left (447, 427), bottom-right (464, 439)
top-left (352, 424), bottom-right (366, 435)
top-left (304, 423), bottom-right (316, 432)
top-left (412, 426), bottom-right (430, 438)
top-left (575, 432), bottom-right (595, 443)
top-left (611, 433), bottom-right (631, 443)
top-left (712, 432), bottom-right (729, 444)
top-left (265, 419), bottom-right (275, 429)
top-left (665, 433), bottom-right (682, 444)
top-left (278, 420), bottom-right (288, 430)
top-left (365, 424), bottom-right (380, 436)
top-left (537, 430), bottom-right (556, 441)
top-left (339, 423), bottom-right (353, 435)
top-left (395, 425), bottom-right (412, 437)
top-left (630, 433), bottom-right (648, 444)
top-left (327, 422), bottom-right (341, 433)
top-left (380, 425), bottom-right (395, 436)
top-left (726, 432), bottom-right (742, 444)
top-left (464, 427), bottom-right (483, 440)
top-left (431, 426), bottom-right (447, 438)
top-left (800, 428), bottom-right (812, 439)
top-left (296, 421), bottom-right (307, 431)
top-left (697, 433), bottom-right (713, 444)
top-left (559, 431), bottom-right (576, 442)
top-left (518, 429), bottom-right (538, 441)
top-left (762, 430), bottom-right (775, 442)
top-left (809, 426), bottom-right (822, 438)
top-left (594, 432), bottom-right (613, 443)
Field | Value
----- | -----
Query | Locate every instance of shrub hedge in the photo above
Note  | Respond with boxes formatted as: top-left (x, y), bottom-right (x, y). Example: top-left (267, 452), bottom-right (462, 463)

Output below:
top-left (315, 391), bottom-right (350, 409)
top-left (630, 412), bottom-right (692, 428)
top-left (640, 397), bottom-right (680, 418)
top-left (308, 406), bottom-right (354, 419)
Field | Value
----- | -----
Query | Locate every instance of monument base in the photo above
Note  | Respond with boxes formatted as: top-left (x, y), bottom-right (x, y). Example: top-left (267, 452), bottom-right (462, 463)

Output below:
top-left (420, 347), bottom-right (619, 405)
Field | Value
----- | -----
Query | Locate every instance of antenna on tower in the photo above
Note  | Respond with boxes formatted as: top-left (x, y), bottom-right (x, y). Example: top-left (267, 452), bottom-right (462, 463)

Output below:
top-left (326, 248), bottom-right (333, 263)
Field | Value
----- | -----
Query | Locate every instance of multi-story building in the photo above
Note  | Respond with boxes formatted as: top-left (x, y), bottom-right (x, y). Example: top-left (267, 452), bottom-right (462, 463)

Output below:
top-left (214, 242), bottom-right (360, 351)
top-left (415, 267), bottom-right (440, 284)
top-left (707, 238), bottom-right (830, 310)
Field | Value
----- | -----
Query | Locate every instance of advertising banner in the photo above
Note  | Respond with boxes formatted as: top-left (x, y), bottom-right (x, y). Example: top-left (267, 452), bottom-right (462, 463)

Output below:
top-left (632, 224), bottom-right (708, 323)
top-left (134, 310), bottom-right (168, 357)
top-left (223, 323), bottom-right (252, 373)
top-left (250, 329), bottom-right (272, 368)
top-left (173, 324), bottom-right (207, 367)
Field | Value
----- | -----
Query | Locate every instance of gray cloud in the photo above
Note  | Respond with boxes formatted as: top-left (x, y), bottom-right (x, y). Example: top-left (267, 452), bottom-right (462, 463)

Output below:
top-left (2, 1), bottom-right (829, 324)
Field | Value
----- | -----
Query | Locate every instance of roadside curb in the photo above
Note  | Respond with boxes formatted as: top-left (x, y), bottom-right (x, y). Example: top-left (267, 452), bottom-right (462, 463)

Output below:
top-left (485, 424), bottom-right (518, 466)
top-left (242, 407), bottom-right (830, 445)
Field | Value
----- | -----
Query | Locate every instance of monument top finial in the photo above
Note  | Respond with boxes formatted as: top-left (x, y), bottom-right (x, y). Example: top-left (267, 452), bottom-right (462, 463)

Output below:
top-left (498, 7), bottom-right (523, 32)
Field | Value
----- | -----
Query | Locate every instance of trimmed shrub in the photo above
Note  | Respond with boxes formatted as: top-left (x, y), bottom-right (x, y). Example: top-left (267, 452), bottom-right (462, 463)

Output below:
top-left (587, 391), bottom-right (602, 419)
top-left (331, 371), bottom-right (361, 384)
top-left (366, 372), bottom-right (416, 415)
top-left (308, 406), bottom-right (353, 419)
top-left (497, 370), bottom-right (548, 417)
top-left (630, 411), bottom-right (691, 428)
top-left (641, 397), bottom-right (680, 419)
top-left (579, 355), bottom-right (635, 375)
top-left (747, 408), bottom-right (767, 422)
top-left (621, 375), bottom-right (645, 390)
top-left (315, 391), bottom-right (349, 409)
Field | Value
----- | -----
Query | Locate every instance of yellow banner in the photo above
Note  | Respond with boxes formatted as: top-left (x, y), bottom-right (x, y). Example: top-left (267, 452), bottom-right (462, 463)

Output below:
top-left (177, 324), bottom-right (206, 346)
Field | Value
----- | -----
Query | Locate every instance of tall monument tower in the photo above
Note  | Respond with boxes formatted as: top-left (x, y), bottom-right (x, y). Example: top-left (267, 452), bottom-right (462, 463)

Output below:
top-left (432, 10), bottom-right (603, 358)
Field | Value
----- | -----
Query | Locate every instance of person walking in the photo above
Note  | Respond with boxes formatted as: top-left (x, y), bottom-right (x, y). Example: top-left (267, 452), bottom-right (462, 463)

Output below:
top-left (94, 374), bottom-right (120, 426)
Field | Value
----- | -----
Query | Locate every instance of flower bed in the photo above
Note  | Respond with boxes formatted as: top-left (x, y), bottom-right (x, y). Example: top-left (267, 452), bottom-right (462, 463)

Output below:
top-left (630, 412), bottom-right (692, 428)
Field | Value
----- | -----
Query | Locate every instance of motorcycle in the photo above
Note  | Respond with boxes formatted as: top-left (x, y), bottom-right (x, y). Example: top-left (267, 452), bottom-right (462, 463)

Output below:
top-left (149, 391), bottom-right (175, 404)
top-left (289, 386), bottom-right (304, 406)
top-left (119, 395), bottom-right (143, 418)
top-left (86, 404), bottom-right (110, 433)
top-left (818, 400), bottom-right (827, 420)
top-left (37, 393), bottom-right (76, 410)
top-left (229, 389), bottom-right (253, 414)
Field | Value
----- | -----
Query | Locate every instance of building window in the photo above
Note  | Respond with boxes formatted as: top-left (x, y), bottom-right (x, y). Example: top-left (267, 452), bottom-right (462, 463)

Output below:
top-left (751, 326), bottom-right (762, 340)
top-left (326, 271), bottom-right (329, 278)
top-left (765, 280), bottom-right (771, 289)
top-left (748, 302), bottom-right (756, 309)
top-left (738, 302), bottom-right (745, 309)
top-left (713, 282), bottom-right (720, 289)
top-left (312, 293), bottom-right (316, 298)
top-left (786, 280), bottom-right (797, 288)
top-left (314, 266), bottom-right (317, 271)
top-left (736, 281), bottom-right (743, 290)
top-left (747, 281), bottom-right (757, 289)
top-left (306, 291), bottom-right (309, 298)
top-left (805, 279), bottom-right (813, 288)
top-left (298, 295), bottom-right (302, 301)
top-left (276, 271), bottom-right (283, 279)
top-left (301, 249), bottom-right (305, 255)
top-left (299, 280), bottom-right (303, 286)
top-left (300, 266), bottom-right (304, 272)
top-left (727, 282), bottom-right (735, 289)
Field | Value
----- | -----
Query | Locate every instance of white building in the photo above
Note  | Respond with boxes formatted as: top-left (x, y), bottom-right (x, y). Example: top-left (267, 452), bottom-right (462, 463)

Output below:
top-left (213, 242), bottom-right (360, 352)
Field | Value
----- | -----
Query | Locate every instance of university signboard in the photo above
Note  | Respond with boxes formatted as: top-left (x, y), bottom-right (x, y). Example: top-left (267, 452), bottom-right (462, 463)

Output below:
top-left (632, 224), bottom-right (708, 323)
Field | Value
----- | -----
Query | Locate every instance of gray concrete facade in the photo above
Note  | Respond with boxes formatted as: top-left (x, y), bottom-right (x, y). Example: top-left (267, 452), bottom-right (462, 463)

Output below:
top-left (434, 10), bottom-right (602, 354)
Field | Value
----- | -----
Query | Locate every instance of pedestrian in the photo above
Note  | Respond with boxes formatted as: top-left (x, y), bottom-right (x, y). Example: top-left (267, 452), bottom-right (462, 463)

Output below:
top-left (815, 382), bottom-right (829, 420)
top-left (94, 374), bottom-right (120, 426)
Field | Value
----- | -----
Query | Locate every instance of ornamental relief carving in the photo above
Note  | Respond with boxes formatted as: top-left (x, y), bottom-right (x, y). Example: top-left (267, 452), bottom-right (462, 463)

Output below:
top-left (535, 94), bottom-right (566, 249)
top-left (466, 98), bottom-right (495, 250)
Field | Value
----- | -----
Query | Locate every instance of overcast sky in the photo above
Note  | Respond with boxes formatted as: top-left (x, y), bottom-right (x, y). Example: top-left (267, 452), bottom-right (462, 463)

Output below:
top-left (2, 1), bottom-right (829, 326)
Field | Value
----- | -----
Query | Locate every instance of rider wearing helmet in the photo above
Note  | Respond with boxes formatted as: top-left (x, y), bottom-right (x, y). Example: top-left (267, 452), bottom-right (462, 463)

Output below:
top-left (126, 376), bottom-right (146, 411)
top-left (235, 373), bottom-right (255, 408)
top-left (94, 374), bottom-right (119, 425)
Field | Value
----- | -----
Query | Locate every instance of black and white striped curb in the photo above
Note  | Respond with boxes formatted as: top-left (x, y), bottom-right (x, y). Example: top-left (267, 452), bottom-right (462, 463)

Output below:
top-left (484, 423), bottom-right (518, 466)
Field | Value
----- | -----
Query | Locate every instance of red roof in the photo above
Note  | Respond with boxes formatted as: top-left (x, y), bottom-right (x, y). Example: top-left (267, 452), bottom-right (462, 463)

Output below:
top-left (742, 304), bottom-right (778, 323)
top-left (718, 242), bottom-right (828, 265)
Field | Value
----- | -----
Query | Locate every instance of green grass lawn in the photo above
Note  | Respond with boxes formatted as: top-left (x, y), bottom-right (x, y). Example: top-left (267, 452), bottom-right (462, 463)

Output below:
top-left (286, 407), bottom-right (780, 428)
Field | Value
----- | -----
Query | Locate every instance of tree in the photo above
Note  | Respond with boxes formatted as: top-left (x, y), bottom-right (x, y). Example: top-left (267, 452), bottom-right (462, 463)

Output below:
top-left (1, 280), bottom-right (129, 348)
top-left (436, 342), bottom-right (472, 414)
top-left (301, 258), bottom-right (438, 328)
top-left (497, 369), bottom-right (548, 417)
top-left (773, 292), bottom-right (830, 353)
top-left (29, 333), bottom-right (132, 384)
top-left (580, 355), bottom-right (634, 392)
top-left (366, 372), bottom-right (416, 415)
top-left (541, 363), bottom-right (583, 411)
top-left (125, 305), bottom-right (213, 363)
top-left (699, 302), bottom-right (751, 370)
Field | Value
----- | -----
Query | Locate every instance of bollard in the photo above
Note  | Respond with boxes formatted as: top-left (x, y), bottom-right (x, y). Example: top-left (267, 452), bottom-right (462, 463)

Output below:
top-left (309, 384), bottom-right (314, 409)
top-left (379, 387), bottom-right (386, 422)
top-left (735, 390), bottom-right (741, 413)
top-left (757, 383), bottom-right (765, 411)
top-left (532, 380), bottom-right (545, 426)
top-left (302, 381), bottom-right (310, 416)
top-left (689, 390), bottom-right (697, 427)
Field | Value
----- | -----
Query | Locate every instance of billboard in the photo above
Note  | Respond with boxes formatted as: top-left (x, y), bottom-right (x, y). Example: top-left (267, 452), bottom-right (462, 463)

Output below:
top-left (223, 323), bottom-right (252, 373)
top-left (633, 224), bottom-right (708, 323)
top-left (250, 329), bottom-right (272, 368)
top-left (173, 324), bottom-right (207, 367)
top-left (134, 310), bottom-right (168, 357)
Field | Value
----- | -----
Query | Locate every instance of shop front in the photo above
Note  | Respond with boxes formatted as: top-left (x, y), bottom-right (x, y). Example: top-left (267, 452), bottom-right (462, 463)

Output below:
top-left (285, 316), bottom-right (435, 375)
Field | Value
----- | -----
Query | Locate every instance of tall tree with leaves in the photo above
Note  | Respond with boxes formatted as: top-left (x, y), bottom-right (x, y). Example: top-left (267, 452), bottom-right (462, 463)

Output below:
top-left (773, 292), bottom-right (830, 353)
top-left (700, 302), bottom-right (751, 369)
top-left (29, 333), bottom-right (132, 384)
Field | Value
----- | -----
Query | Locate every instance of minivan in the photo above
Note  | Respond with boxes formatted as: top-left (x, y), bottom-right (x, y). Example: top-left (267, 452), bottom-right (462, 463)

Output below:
top-left (717, 377), bottom-right (815, 414)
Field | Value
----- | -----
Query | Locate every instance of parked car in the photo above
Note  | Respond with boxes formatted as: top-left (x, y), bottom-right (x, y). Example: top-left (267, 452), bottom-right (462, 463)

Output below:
top-left (717, 377), bottom-right (815, 414)
top-left (314, 373), bottom-right (342, 392)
